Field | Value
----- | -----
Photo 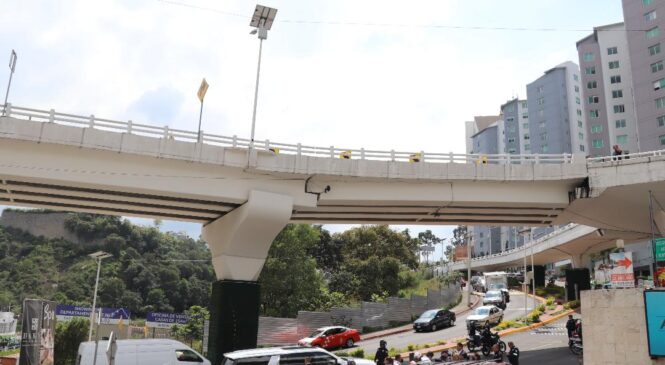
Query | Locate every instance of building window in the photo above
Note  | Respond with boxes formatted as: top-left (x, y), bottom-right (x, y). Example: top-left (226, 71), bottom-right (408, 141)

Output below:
top-left (578, 120), bottom-right (583, 128)
top-left (652, 60), bottom-right (664, 73)
top-left (645, 0), bottom-right (654, 5)
top-left (609, 61), bottom-right (620, 69)
top-left (616, 119), bottom-right (627, 128)
top-left (617, 135), bottom-right (628, 144)
top-left (647, 27), bottom-right (660, 39)
top-left (539, 121), bottom-right (546, 128)
top-left (660, 135), bottom-right (665, 145)
top-left (591, 125), bottom-right (603, 133)
top-left (577, 109), bottom-right (582, 116)
top-left (607, 47), bottom-right (618, 55)
top-left (649, 43), bottom-right (662, 56)
top-left (537, 86), bottom-right (544, 93)
top-left (524, 144), bottom-right (530, 150)
top-left (610, 75), bottom-right (622, 84)
top-left (655, 78), bottom-right (665, 90)
top-left (612, 90), bottom-right (623, 98)
top-left (538, 109), bottom-right (545, 117)
top-left (576, 96), bottom-right (580, 104)
top-left (588, 96), bottom-right (599, 104)
top-left (508, 137), bottom-right (516, 144)
top-left (521, 101), bottom-right (528, 108)
top-left (585, 66), bottom-right (596, 75)
top-left (573, 74), bottom-right (579, 81)
top-left (524, 134), bottom-right (530, 140)
top-left (522, 122), bottom-right (529, 129)
top-left (540, 132), bottom-right (547, 141)
top-left (580, 145), bottom-right (585, 152)
top-left (522, 113), bottom-right (528, 119)
top-left (575, 85), bottom-right (580, 92)
top-left (537, 97), bottom-right (545, 105)
top-left (657, 96), bottom-right (665, 109)
top-left (542, 144), bottom-right (549, 153)
top-left (579, 132), bottom-right (584, 140)
top-left (508, 148), bottom-right (516, 154)
top-left (583, 52), bottom-right (595, 62)
top-left (646, 10), bottom-right (658, 21)
top-left (658, 115), bottom-right (665, 126)
top-left (614, 105), bottom-right (625, 113)
top-left (592, 139), bottom-right (604, 148)
top-left (590, 110), bottom-right (600, 118)
top-left (506, 117), bottom-right (515, 122)
top-left (587, 81), bottom-right (598, 89)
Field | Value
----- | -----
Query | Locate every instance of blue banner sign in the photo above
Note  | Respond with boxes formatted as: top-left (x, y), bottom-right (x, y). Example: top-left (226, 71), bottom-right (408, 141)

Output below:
top-left (55, 305), bottom-right (130, 324)
top-left (645, 290), bottom-right (665, 357)
top-left (146, 312), bottom-right (189, 328)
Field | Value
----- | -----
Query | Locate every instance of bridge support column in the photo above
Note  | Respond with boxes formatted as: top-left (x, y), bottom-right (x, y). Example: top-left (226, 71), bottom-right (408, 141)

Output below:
top-left (202, 190), bottom-right (293, 364)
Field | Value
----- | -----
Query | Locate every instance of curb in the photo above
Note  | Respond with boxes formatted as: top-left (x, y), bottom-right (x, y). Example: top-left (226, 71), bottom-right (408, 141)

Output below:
top-left (360, 294), bottom-right (481, 342)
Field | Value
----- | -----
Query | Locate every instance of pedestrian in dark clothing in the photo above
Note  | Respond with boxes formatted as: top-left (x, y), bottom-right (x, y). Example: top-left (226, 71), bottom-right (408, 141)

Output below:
top-left (566, 315), bottom-right (576, 338)
top-left (374, 340), bottom-right (389, 365)
top-left (507, 341), bottom-right (519, 365)
top-left (613, 144), bottom-right (623, 160)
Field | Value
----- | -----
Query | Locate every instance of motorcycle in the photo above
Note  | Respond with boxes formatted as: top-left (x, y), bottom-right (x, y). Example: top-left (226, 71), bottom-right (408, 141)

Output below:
top-left (569, 335), bottom-right (583, 356)
top-left (466, 326), bottom-right (506, 356)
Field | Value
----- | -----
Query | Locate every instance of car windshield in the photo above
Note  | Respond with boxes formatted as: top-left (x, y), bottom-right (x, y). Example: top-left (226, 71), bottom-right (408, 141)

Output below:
top-left (310, 330), bottom-right (324, 338)
top-left (420, 310), bottom-right (437, 319)
top-left (485, 291), bottom-right (501, 299)
top-left (475, 308), bottom-right (490, 316)
top-left (490, 283), bottom-right (506, 290)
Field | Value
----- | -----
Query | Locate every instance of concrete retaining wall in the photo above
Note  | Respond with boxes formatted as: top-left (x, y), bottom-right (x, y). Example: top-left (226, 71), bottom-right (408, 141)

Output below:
top-left (581, 288), bottom-right (665, 365)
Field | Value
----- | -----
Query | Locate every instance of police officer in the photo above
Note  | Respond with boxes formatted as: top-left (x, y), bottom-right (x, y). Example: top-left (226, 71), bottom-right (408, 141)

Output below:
top-left (374, 340), bottom-right (388, 365)
top-left (507, 341), bottom-right (519, 365)
top-left (566, 315), bottom-right (576, 339)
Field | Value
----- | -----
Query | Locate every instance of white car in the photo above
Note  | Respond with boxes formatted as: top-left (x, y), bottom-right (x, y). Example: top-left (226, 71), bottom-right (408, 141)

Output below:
top-left (223, 346), bottom-right (373, 365)
top-left (465, 305), bottom-right (503, 329)
top-left (482, 290), bottom-right (506, 309)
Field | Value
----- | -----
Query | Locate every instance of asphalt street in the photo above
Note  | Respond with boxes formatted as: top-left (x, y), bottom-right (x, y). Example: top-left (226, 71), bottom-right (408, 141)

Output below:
top-left (357, 293), bottom-right (536, 354)
top-left (502, 317), bottom-right (580, 365)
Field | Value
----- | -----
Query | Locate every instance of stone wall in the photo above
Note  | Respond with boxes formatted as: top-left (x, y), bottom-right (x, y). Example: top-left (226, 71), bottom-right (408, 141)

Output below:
top-left (582, 288), bottom-right (665, 365)
top-left (0, 210), bottom-right (83, 243)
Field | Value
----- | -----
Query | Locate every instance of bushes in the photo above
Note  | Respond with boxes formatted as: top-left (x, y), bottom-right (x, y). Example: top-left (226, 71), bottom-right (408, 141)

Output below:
top-left (349, 348), bottom-right (365, 358)
top-left (495, 320), bottom-right (526, 331)
top-left (545, 296), bottom-right (555, 306)
top-left (535, 284), bottom-right (565, 299)
top-left (564, 300), bottom-right (580, 310)
top-left (536, 304), bottom-right (546, 312)
top-left (528, 310), bottom-right (541, 323)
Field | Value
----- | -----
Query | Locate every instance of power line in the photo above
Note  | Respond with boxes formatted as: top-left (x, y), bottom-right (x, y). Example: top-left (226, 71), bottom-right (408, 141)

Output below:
top-left (157, 0), bottom-right (645, 33)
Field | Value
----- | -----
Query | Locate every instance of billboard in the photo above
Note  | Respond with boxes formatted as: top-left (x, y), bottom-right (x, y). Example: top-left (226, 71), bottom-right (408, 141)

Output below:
top-left (609, 252), bottom-right (635, 288)
top-left (19, 299), bottom-right (55, 365)
top-left (644, 290), bottom-right (665, 357)
top-left (55, 305), bottom-right (130, 324)
top-left (454, 244), bottom-right (469, 260)
top-left (146, 312), bottom-right (189, 328)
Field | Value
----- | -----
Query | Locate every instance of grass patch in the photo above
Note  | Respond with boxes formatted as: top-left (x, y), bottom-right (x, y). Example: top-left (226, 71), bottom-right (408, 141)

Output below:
top-left (494, 320), bottom-right (527, 331)
top-left (0, 349), bottom-right (19, 357)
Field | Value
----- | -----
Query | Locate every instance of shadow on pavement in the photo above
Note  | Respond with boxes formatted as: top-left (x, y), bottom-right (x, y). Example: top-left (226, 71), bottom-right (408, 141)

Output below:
top-left (520, 347), bottom-right (580, 365)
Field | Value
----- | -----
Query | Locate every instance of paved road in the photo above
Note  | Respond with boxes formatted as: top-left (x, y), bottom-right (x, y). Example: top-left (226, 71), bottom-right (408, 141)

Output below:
top-left (357, 293), bottom-right (535, 354)
top-left (503, 317), bottom-right (580, 365)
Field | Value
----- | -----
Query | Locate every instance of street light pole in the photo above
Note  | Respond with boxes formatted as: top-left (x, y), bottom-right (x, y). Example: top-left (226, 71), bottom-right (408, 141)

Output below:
top-left (88, 251), bottom-right (112, 341)
top-left (467, 234), bottom-right (472, 307)
top-left (2, 50), bottom-right (17, 116)
top-left (249, 33), bottom-right (264, 151)
top-left (530, 229), bottom-right (536, 310)
top-left (440, 238), bottom-right (447, 277)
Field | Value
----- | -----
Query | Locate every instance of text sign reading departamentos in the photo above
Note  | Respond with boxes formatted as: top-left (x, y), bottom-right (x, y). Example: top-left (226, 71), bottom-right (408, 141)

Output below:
top-left (145, 312), bottom-right (189, 328)
top-left (644, 290), bottom-right (665, 357)
top-left (55, 305), bottom-right (130, 324)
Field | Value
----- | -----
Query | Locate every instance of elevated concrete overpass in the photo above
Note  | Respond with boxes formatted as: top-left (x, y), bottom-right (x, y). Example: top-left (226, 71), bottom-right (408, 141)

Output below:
top-left (1, 104), bottom-right (665, 358)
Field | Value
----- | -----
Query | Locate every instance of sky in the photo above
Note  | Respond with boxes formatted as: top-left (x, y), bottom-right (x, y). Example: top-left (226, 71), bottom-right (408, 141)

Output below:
top-left (0, 0), bottom-right (625, 261)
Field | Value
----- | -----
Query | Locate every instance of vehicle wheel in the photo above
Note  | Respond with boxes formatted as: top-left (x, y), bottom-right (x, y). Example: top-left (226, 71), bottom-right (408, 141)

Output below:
top-left (498, 316), bottom-right (504, 324)
top-left (570, 345), bottom-right (583, 356)
top-left (346, 338), bottom-right (354, 348)
top-left (481, 345), bottom-right (490, 357)
top-left (467, 342), bottom-right (474, 352)
top-left (431, 324), bottom-right (437, 332)
top-left (498, 341), bottom-right (506, 353)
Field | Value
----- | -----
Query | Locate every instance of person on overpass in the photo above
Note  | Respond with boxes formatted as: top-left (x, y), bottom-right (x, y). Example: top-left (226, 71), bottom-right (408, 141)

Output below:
top-left (374, 340), bottom-right (388, 365)
top-left (507, 341), bottom-right (519, 365)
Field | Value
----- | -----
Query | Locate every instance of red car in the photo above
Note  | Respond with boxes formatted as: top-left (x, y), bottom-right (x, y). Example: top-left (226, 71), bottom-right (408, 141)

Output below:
top-left (297, 326), bottom-right (361, 349)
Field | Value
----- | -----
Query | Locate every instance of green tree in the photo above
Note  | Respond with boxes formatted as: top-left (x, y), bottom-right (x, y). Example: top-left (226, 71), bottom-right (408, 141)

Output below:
top-left (55, 318), bottom-right (89, 365)
top-left (259, 224), bottom-right (326, 317)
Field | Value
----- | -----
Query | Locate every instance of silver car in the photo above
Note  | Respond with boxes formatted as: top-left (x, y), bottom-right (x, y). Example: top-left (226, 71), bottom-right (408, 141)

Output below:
top-left (465, 305), bottom-right (504, 329)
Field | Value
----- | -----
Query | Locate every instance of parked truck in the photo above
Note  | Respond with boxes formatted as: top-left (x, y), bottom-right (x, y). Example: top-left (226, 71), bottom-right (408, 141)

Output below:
top-left (483, 271), bottom-right (510, 303)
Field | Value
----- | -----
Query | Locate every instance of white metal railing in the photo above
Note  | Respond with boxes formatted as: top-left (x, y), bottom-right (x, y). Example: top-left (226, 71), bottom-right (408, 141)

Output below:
top-left (586, 148), bottom-right (665, 165)
top-left (451, 223), bottom-right (578, 265)
top-left (1, 104), bottom-right (577, 164)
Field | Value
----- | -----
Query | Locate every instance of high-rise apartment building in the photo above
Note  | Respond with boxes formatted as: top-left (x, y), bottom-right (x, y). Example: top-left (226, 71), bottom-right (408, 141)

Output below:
top-left (526, 61), bottom-right (588, 154)
top-left (577, 23), bottom-right (639, 156)
top-left (501, 99), bottom-right (530, 154)
top-left (623, 0), bottom-right (665, 151)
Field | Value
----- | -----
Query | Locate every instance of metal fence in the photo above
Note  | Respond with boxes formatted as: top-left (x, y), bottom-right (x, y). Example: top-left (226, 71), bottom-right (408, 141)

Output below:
top-left (257, 283), bottom-right (461, 345)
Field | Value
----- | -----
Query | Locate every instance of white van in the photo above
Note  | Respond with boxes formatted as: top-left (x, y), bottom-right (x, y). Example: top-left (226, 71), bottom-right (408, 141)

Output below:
top-left (77, 339), bottom-right (210, 365)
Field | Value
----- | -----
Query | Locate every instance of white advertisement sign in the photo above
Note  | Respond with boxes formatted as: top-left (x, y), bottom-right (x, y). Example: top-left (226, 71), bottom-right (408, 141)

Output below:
top-left (609, 252), bottom-right (635, 288)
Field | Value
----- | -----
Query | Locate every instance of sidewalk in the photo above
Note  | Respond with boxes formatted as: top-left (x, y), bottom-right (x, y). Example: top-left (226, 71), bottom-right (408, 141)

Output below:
top-left (360, 293), bottom-right (481, 341)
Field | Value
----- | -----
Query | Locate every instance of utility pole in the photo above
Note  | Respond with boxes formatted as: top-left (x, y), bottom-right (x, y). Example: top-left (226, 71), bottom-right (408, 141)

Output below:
top-left (440, 238), bottom-right (447, 277)
top-left (531, 229), bottom-right (536, 310)
top-left (467, 234), bottom-right (472, 307)
top-left (2, 50), bottom-right (17, 116)
top-left (649, 191), bottom-right (658, 287)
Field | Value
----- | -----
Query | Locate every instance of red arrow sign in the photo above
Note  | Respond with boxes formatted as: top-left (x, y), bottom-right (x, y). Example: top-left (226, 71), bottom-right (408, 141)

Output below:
top-left (615, 256), bottom-right (632, 269)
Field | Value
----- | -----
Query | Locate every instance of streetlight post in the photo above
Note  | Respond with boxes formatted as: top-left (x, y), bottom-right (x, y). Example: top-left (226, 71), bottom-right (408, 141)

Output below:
top-left (530, 229), bottom-right (536, 310)
top-left (2, 50), bottom-right (17, 116)
top-left (196, 78), bottom-right (209, 142)
top-left (248, 5), bottom-right (277, 158)
top-left (467, 234), bottom-right (472, 307)
top-left (88, 251), bottom-right (112, 341)
top-left (440, 237), bottom-right (447, 277)
top-left (518, 228), bottom-right (530, 317)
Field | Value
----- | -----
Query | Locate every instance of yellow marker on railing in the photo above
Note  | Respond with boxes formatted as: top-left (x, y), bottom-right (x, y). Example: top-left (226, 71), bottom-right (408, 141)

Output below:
top-left (340, 151), bottom-right (352, 159)
top-left (477, 155), bottom-right (488, 164)
top-left (269, 147), bottom-right (280, 155)
top-left (409, 153), bottom-right (422, 163)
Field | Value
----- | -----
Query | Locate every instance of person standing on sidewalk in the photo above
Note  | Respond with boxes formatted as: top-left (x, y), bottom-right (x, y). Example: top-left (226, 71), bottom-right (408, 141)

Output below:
top-left (507, 342), bottom-right (519, 365)
top-left (374, 340), bottom-right (388, 365)
top-left (566, 315), bottom-right (576, 339)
